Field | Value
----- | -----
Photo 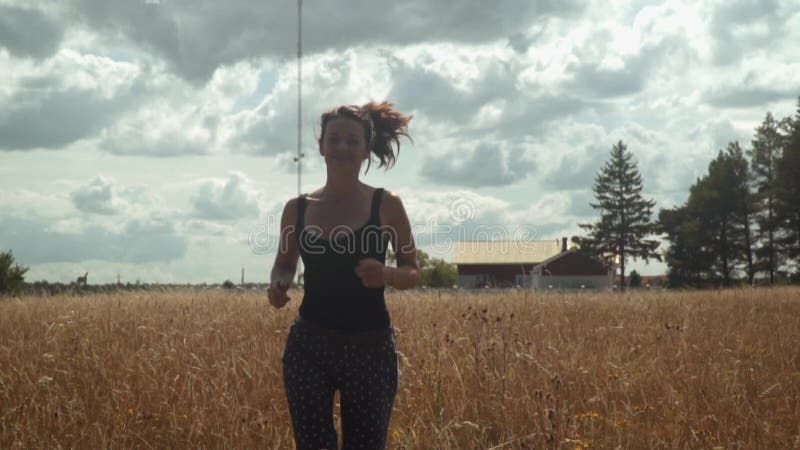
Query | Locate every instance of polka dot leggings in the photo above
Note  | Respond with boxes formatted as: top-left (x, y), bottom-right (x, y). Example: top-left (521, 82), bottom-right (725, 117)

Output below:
top-left (282, 318), bottom-right (399, 450)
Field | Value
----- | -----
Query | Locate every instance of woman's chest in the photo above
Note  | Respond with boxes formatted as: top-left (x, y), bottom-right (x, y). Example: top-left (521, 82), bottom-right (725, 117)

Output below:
top-left (303, 202), bottom-right (372, 239)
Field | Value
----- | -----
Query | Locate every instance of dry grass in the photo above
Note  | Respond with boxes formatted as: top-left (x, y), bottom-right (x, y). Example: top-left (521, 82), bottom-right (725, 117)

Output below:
top-left (1, 287), bottom-right (799, 449)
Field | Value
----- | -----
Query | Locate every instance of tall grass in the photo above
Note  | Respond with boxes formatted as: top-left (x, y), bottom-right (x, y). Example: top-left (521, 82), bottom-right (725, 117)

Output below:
top-left (1, 287), bottom-right (799, 449)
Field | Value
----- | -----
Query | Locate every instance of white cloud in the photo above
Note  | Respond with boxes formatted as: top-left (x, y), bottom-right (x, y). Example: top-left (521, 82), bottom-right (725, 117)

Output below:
top-left (2, 0), bottom-right (798, 280)
top-left (58, 0), bottom-right (585, 84)
top-left (70, 175), bottom-right (119, 215)
top-left (222, 48), bottom-right (394, 156)
top-left (101, 111), bottom-right (216, 157)
top-left (0, 49), bottom-right (147, 151)
top-left (192, 171), bottom-right (261, 221)
top-left (421, 142), bottom-right (536, 187)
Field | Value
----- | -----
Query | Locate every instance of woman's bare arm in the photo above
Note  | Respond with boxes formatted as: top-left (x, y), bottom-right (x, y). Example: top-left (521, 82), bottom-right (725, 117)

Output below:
top-left (268, 198), bottom-right (300, 307)
top-left (383, 192), bottom-right (419, 289)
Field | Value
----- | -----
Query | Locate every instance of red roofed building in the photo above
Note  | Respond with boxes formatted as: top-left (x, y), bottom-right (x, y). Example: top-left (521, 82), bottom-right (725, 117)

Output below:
top-left (531, 248), bottom-right (616, 290)
top-left (453, 238), bottom-right (568, 288)
top-left (453, 237), bottom-right (614, 289)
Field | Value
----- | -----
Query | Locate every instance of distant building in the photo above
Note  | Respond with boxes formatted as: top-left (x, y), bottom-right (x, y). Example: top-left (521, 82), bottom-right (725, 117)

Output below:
top-left (453, 237), bottom-right (615, 290)
top-left (531, 249), bottom-right (615, 291)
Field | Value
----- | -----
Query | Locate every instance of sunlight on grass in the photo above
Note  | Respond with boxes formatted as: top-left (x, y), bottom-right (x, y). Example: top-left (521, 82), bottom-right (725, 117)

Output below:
top-left (1, 287), bottom-right (799, 448)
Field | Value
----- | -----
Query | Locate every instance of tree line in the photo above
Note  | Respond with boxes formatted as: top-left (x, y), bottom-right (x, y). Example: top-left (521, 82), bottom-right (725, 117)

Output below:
top-left (578, 97), bottom-right (800, 289)
top-left (3, 98), bottom-right (798, 294)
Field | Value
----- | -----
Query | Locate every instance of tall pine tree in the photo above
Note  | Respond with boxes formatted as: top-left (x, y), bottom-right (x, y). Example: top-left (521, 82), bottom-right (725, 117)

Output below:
top-left (666, 143), bottom-right (754, 286)
top-left (578, 140), bottom-right (661, 290)
top-left (748, 112), bottom-right (785, 284)
top-left (775, 98), bottom-right (800, 279)
top-left (725, 142), bottom-right (756, 284)
top-left (658, 204), bottom-right (716, 288)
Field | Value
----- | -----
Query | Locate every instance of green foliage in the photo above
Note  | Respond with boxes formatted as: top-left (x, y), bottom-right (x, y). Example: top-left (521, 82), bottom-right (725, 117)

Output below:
top-left (578, 140), bottom-right (661, 290)
top-left (775, 97), bottom-right (800, 277)
top-left (658, 205), bottom-right (714, 288)
top-left (659, 143), bottom-right (756, 287)
top-left (748, 113), bottom-right (785, 284)
top-left (380, 247), bottom-right (455, 287)
top-left (0, 250), bottom-right (29, 296)
top-left (416, 249), bottom-right (457, 288)
top-left (657, 96), bottom-right (800, 287)
top-left (629, 270), bottom-right (642, 288)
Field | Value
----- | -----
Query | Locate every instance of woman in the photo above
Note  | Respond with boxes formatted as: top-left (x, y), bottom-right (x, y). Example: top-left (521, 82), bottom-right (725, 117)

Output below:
top-left (268, 101), bottom-right (420, 449)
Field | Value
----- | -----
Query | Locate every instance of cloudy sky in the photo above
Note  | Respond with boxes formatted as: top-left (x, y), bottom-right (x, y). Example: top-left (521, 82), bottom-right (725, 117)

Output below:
top-left (1, 0), bottom-right (799, 284)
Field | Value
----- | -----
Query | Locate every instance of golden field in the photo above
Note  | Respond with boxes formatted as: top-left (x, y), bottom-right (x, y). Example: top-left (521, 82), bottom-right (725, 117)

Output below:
top-left (1, 287), bottom-right (799, 449)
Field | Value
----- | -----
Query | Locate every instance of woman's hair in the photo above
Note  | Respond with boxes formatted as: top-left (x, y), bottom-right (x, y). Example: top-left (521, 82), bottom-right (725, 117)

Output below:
top-left (318, 101), bottom-right (412, 173)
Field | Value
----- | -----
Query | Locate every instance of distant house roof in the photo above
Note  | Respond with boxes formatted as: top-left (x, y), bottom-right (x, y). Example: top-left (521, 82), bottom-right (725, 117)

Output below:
top-left (452, 240), bottom-right (570, 265)
top-left (533, 249), bottom-right (612, 276)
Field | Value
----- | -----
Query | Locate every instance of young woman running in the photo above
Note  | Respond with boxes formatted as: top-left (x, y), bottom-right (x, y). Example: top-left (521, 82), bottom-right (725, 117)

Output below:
top-left (268, 101), bottom-right (420, 449)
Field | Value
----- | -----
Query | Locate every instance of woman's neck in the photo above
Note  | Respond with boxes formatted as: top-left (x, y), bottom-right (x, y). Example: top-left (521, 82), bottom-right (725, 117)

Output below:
top-left (321, 171), bottom-right (363, 202)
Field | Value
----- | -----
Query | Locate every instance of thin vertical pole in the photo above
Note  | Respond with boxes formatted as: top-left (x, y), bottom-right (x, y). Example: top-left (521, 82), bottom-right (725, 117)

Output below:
top-left (296, 0), bottom-right (303, 197)
top-left (295, 0), bottom-right (304, 286)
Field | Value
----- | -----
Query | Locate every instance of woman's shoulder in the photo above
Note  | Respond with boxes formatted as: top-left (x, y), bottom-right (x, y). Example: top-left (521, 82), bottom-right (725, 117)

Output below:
top-left (280, 191), bottom-right (313, 219)
top-left (280, 196), bottom-right (299, 222)
top-left (380, 188), bottom-right (403, 205)
top-left (378, 189), bottom-right (407, 225)
top-left (302, 188), bottom-right (325, 202)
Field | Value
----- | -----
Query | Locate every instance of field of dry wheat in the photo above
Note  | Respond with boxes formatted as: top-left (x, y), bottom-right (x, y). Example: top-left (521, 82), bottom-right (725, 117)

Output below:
top-left (1, 287), bottom-right (799, 449)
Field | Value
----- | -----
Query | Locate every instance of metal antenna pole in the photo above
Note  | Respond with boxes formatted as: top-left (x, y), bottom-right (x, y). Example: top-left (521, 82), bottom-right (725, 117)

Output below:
top-left (293, 0), bottom-right (304, 286)
top-left (294, 0), bottom-right (304, 196)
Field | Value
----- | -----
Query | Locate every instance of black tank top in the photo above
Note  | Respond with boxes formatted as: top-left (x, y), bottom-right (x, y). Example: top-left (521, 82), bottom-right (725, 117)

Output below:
top-left (296, 188), bottom-right (391, 332)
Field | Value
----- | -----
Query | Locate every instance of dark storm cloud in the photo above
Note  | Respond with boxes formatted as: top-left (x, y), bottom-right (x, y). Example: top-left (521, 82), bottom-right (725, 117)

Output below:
top-left (420, 143), bottom-right (535, 187)
top-left (0, 5), bottom-right (64, 59)
top-left (0, 79), bottom-right (146, 151)
top-left (64, 0), bottom-right (586, 84)
top-left (0, 216), bottom-right (188, 264)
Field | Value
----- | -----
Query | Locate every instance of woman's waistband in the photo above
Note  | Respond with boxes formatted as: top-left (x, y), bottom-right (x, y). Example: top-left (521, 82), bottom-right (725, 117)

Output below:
top-left (293, 315), bottom-right (395, 345)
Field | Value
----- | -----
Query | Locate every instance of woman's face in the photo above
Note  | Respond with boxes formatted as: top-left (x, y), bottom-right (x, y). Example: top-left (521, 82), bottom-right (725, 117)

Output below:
top-left (319, 117), bottom-right (369, 170)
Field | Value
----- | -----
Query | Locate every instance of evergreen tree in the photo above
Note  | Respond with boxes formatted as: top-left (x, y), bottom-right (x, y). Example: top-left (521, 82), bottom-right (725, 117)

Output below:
top-left (578, 140), bottom-right (661, 290)
top-left (658, 204), bottom-right (715, 288)
top-left (658, 143), bottom-right (754, 287)
top-left (775, 98), bottom-right (800, 279)
top-left (726, 142), bottom-right (756, 284)
top-left (687, 144), bottom-right (754, 285)
top-left (748, 112), bottom-right (785, 284)
top-left (628, 270), bottom-right (642, 288)
top-left (0, 250), bottom-right (28, 296)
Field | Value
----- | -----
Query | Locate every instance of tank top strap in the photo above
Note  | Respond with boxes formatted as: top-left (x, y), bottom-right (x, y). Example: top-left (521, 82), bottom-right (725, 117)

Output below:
top-left (369, 188), bottom-right (384, 225)
top-left (296, 194), bottom-right (308, 231)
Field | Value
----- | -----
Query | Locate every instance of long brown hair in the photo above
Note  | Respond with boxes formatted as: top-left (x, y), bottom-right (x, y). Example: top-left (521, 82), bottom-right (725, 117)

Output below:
top-left (318, 101), bottom-right (413, 174)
